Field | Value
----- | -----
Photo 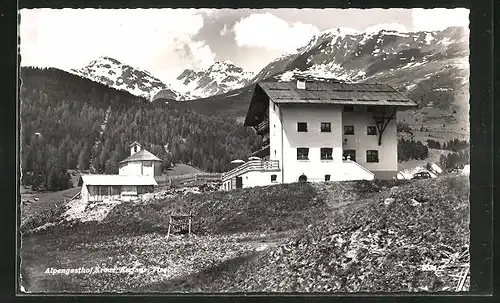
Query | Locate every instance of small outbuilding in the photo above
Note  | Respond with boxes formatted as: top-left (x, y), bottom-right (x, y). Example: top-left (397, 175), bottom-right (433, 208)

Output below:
top-left (118, 141), bottom-right (162, 176)
top-left (80, 174), bottom-right (158, 204)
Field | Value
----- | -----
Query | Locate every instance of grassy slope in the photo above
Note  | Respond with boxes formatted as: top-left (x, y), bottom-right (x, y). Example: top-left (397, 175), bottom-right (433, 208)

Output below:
top-left (21, 187), bottom-right (81, 226)
top-left (20, 182), bottom-right (325, 292)
top-left (164, 163), bottom-right (202, 176)
top-left (20, 176), bottom-right (469, 293)
top-left (398, 148), bottom-right (453, 171)
top-left (25, 182), bottom-right (326, 238)
top-left (197, 176), bottom-right (469, 292)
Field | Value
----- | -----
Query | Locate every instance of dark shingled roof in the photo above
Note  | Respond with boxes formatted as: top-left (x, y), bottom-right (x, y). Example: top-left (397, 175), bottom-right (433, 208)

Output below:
top-left (119, 149), bottom-right (162, 164)
top-left (260, 81), bottom-right (416, 105)
top-left (244, 80), bottom-right (418, 126)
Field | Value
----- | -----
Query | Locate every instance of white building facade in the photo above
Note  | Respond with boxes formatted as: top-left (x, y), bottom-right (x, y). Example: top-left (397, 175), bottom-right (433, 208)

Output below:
top-left (222, 79), bottom-right (417, 190)
top-left (79, 141), bottom-right (162, 203)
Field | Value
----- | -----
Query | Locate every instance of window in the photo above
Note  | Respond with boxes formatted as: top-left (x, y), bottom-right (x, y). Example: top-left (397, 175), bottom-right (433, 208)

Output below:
top-left (343, 105), bottom-right (354, 112)
top-left (325, 174), bottom-right (331, 181)
top-left (271, 174), bottom-right (277, 182)
top-left (367, 106), bottom-right (375, 112)
top-left (366, 150), bottom-right (379, 163)
top-left (134, 146), bottom-right (138, 152)
top-left (297, 122), bottom-right (308, 132)
top-left (344, 125), bottom-right (355, 135)
top-left (367, 126), bottom-right (377, 135)
top-left (320, 122), bottom-right (331, 132)
top-left (320, 148), bottom-right (333, 160)
top-left (297, 148), bottom-right (309, 160)
top-left (343, 149), bottom-right (356, 162)
top-left (143, 161), bottom-right (153, 167)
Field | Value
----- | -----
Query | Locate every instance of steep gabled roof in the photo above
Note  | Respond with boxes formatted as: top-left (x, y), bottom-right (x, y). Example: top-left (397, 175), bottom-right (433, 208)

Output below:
top-left (81, 174), bottom-right (158, 186)
top-left (244, 80), bottom-right (418, 126)
top-left (119, 149), bottom-right (162, 164)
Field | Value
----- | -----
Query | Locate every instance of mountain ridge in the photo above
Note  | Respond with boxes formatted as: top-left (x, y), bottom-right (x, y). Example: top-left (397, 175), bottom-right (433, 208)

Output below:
top-left (162, 61), bottom-right (255, 100)
top-left (69, 56), bottom-right (183, 101)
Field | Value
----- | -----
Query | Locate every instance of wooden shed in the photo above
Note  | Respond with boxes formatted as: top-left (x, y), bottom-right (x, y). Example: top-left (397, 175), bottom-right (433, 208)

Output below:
top-left (80, 174), bottom-right (158, 204)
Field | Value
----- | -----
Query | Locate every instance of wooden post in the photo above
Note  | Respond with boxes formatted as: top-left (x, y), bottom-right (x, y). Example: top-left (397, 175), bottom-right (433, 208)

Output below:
top-left (188, 212), bottom-right (192, 237)
top-left (373, 108), bottom-right (396, 146)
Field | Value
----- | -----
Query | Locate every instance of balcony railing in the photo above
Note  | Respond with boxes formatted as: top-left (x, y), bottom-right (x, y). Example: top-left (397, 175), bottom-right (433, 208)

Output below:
top-left (155, 172), bottom-right (222, 187)
top-left (255, 120), bottom-right (269, 135)
top-left (251, 144), bottom-right (270, 158)
top-left (222, 160), bottom-right (280, 181)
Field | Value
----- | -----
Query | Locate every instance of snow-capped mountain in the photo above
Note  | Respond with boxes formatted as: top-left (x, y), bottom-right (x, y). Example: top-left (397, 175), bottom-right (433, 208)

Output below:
top-left (252, 26), bottom-right (469, 132)
top-left (255, 26), bottom-right (468, 85)
top-left (69, 56), bottom-right (183, 101)
top-left (153, 61), bottom-right (254, 101)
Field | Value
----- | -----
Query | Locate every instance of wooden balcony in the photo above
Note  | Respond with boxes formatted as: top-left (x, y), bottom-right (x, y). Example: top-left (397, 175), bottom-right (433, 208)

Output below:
top-left (255, 120), bottom-right (269, 135)
top-left (251, 143), bottom-right (270, 158)
top-left (222, 160), bottom-right (280, 181)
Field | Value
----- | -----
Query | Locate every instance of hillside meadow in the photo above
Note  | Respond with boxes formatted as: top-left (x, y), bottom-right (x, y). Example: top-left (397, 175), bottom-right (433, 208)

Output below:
top-left (20, 176), bottom-right (469, 293)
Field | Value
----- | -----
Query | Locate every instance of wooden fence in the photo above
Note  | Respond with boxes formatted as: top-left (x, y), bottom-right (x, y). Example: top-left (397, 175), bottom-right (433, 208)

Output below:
top-left (155, 172), bottom-right (222, 189)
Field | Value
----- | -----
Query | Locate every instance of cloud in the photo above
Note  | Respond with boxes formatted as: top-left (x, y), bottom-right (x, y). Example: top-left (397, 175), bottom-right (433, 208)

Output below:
top-left (19, 8), bottom-right (216, 82)
top-left (364, 23), bottom-right (409, 34)
top-left (412, 8), bottom-right (469, 32)
top-left (179, 40), bottom-right (216, 69)
top-left (233, 13), bottom-right (320, 53)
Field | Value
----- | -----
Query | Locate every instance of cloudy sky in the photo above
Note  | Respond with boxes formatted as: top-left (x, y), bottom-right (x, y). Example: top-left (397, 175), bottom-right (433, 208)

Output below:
top-left (19, 8), bottom-right (469, 83)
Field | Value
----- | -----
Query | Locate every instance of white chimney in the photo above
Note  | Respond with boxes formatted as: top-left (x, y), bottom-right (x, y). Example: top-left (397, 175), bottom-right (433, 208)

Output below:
top-left (297, 79), bottom-right (306, 90)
